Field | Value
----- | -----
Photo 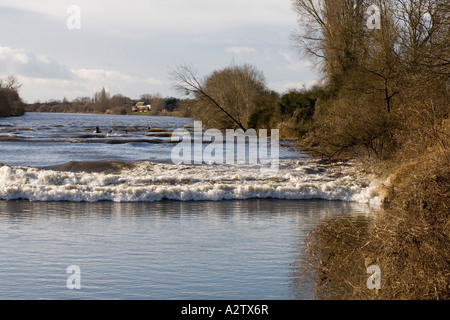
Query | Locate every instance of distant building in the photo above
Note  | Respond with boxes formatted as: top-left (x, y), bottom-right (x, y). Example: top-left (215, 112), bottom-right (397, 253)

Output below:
top-left (132, 102), bottom-right (151, 113)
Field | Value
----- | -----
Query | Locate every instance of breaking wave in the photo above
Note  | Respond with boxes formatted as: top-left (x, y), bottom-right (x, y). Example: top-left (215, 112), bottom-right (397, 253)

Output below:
top-left (0, 160), bottom-right (385, 204)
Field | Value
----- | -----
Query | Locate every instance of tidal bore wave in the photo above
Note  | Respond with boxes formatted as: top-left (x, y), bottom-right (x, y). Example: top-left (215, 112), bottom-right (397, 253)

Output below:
top-left (0, 160), bottom-right (385, 203)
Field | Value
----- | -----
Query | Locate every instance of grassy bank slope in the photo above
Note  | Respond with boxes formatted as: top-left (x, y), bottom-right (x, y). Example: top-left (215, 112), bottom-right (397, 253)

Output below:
top-left (300, 111), bottom-right (449, 300)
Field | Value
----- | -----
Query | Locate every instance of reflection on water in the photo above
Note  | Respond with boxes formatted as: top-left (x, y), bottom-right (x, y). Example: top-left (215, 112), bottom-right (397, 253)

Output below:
top-left (0, 199), bottom-right (377, 300)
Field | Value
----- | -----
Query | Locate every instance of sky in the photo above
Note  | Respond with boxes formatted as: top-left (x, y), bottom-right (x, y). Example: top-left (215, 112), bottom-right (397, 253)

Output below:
top-left (0, 0), bottom-right (319, 103)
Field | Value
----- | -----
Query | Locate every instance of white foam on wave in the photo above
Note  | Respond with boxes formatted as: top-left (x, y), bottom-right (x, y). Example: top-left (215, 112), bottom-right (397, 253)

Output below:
top-left (0, 160), bottom-right (386, 204)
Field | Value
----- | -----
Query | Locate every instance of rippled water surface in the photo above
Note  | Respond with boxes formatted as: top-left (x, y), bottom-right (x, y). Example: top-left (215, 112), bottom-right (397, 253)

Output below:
top-left (0, 113), bottom-right (380, 299)
top-left (0, 200), bottom-right (376, 300)
top-left (0, 113), bottom-right (196, 166)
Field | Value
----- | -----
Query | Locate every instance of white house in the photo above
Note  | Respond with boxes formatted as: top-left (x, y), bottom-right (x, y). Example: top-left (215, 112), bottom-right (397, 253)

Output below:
top-left (132, 102), bottom-right (152, 113)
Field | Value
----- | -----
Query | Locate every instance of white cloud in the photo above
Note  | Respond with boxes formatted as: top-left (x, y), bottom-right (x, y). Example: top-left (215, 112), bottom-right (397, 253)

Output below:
top-left (0, 47), bottom-right (166, 102)
top-left (72, 68), bottom-right (164, 95)
top-left (269, 80), bottom-right (318, 94)
top-left (0, 0), bottom-right (296, 37)
top-left (279, 50), bottom-right (314, 73)
top-left (0, 47), bottom-right (74, 80)
top-left (0, 47), bottom-right (29, 65)
top-left (0, 2), bottom-right (321, 101)
top-left (15, 69), bottom-right (166, 103)
top-left (227, 46), bottom-right (257, 55)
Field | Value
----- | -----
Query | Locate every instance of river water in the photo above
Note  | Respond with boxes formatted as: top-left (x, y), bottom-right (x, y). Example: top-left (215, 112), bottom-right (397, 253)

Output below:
top-left (0, 113), bottom-right (381, 300)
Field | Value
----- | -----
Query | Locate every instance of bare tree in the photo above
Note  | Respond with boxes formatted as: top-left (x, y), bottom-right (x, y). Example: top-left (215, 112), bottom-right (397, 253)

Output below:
top-left (94, 87), bottom-right (110, 113)
top-left (292, 0), bottom-right (369, 90)
top-left (170, 63), bottom-right (267, 130)
top-left (292, 0), bottom-right (449, 158)
top-left (0, 75), bottom-right (23, 91)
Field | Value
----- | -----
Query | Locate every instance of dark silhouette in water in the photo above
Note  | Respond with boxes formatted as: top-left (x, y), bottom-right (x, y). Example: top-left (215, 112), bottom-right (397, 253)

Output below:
top-left (95, 126), bottom-right (101, 134)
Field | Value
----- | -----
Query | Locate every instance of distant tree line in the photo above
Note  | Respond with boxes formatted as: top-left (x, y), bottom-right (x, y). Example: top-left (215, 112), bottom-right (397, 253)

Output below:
top-left (25, 87), bottom-right (186, 117)
top-left (0, 76), bottom-right (25, 117)
top-left (24, 80), bottom-right (317, 127)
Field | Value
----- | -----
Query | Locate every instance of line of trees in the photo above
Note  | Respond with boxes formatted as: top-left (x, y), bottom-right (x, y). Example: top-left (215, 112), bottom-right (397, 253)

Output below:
top-left (171, 62), bottom-right (319, 136)
top-left (292, 0), bottom-right (449, 159)
top-left (169, 1), bottom-right (448, 162)
top-left (25, 87), bottom-right (185, 116)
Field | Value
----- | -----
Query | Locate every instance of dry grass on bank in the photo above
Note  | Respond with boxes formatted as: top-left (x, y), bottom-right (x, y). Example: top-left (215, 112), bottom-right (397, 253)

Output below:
top-left (301, 137), bottom-right (450, 300)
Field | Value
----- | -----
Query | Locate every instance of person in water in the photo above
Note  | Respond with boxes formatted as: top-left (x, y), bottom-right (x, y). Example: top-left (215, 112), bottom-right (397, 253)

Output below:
top-left (95, 126), bottom-right (101, 134)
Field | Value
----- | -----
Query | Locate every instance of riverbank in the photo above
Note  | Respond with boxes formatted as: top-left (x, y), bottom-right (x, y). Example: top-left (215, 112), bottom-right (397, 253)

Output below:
top-left (2, 110), bottom-right (447, 299)
top-left (299, 134), bottom-right (449, 300)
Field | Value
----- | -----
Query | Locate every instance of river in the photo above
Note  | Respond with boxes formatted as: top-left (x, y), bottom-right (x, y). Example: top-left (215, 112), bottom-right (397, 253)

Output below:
top-left (0, 113), bottom-right (381, 299)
